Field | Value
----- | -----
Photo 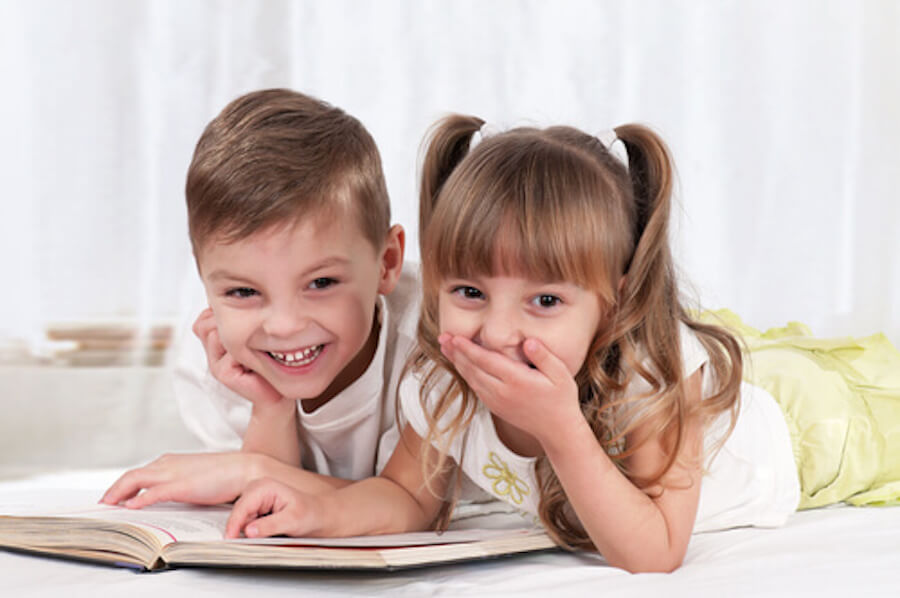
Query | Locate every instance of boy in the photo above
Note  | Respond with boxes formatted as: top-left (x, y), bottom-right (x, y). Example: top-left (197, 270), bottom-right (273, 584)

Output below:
top-left (102, 89), bottom-right (418, 507)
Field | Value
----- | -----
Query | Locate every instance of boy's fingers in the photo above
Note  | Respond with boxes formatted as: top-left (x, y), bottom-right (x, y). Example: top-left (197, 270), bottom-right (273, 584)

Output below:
top-left (123, 483), bottom-right (181, 509)
top-left (191, 308), bottom-right (215, 339)
top-left (204, 328), bottom-right (228, 363)
top-left (101, 470), bottom-right (157, 504)
top-left (193, 311), bottom-right (227, 365)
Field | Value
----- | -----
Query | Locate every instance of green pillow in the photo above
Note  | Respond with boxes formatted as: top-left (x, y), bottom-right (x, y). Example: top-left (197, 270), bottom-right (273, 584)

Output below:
top-left (698, 309), bottom-right (900, 508)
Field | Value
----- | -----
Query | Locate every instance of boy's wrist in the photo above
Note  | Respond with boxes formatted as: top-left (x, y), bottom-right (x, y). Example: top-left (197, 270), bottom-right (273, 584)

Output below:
top-left (243, 452), bottom-right (267, 483)
top-left (249, 397), bottom-right (297, 420)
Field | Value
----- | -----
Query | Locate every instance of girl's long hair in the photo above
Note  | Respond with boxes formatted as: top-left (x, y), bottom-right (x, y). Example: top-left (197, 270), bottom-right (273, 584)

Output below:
top-left (408, 114), bottom-right (742, 549)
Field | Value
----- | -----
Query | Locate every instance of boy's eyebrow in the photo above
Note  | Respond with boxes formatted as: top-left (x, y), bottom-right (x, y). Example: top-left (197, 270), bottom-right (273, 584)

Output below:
top-left (205, 256), bottom-right (352, 283)
top-left (298, 256), bottom-right (352, 277)
top-left (204, 269), bottom-right (251, 283)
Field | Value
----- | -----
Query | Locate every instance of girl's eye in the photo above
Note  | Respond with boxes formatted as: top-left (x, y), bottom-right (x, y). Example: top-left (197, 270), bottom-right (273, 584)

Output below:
top-left (226, 287), bottom-right (258, 299)
top-left (452, 286), bottom-right (484, 300)
top-left (533, 294), bottom-right (562, 308)
top-left (309, 277), bottom-right (337, 290)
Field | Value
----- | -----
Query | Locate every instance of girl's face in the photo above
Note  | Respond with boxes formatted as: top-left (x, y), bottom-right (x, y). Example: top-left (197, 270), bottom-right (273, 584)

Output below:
top-left (437, 273), bottom-right (604, 376)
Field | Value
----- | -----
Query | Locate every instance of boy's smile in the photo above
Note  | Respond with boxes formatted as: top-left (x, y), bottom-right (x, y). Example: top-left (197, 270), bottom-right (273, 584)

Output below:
top-left (197, 215), bottom-right (396, 406)
top-left (267, 345), bottom-right (323, 367)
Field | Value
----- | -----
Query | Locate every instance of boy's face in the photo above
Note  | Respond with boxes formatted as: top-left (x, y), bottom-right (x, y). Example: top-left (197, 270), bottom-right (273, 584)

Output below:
top-left (197, 216), bottom-right (397, 403)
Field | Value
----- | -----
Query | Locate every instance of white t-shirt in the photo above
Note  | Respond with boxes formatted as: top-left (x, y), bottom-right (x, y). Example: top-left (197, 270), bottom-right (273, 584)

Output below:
top-left (399, 323), bottom-right (800, 533)
top-left (175, 262), bottom-right (420, 480)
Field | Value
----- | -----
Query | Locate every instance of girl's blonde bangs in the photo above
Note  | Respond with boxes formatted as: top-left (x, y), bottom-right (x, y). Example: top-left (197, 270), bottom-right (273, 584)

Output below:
top-left (422, 136), bottom-right (628, 303)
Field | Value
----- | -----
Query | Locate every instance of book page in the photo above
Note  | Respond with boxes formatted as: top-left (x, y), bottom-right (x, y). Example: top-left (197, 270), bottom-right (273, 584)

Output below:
top-left (239, 527), bottom-right (543, 548)
top-left (0, 488), bottom-right (103, 515)
top-left (2, 489), bottom-right (545, 549)
top-left (0, 489), bottom-right (229, 546)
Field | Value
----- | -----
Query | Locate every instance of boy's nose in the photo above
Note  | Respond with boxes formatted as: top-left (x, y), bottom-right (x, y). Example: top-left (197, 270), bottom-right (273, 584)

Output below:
top-left (261, 304), bottom-right (307, 338)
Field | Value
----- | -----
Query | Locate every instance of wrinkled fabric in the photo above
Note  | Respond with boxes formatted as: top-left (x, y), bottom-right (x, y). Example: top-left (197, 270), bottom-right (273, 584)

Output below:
top-left (700, 310), bottom-right (900, 508)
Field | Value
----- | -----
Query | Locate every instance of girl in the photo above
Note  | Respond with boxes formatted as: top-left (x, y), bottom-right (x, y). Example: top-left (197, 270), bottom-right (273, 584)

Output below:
top-left (224, 116), bottom-right (900, 573)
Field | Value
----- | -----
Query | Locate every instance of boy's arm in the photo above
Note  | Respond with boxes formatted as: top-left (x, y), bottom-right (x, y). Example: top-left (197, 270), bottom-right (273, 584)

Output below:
top-left (193, 308), bottom-right (302, 466)
top-left (101, 450), bottom-right (352, 508)
top-left (241, 400), bottom-right (302, 467)
top-left (225, 425), bottom-right (447, 538)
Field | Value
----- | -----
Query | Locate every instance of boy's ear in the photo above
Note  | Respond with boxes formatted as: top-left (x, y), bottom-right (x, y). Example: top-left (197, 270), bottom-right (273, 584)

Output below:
top-left (377, 224), bottom-right (405, 294)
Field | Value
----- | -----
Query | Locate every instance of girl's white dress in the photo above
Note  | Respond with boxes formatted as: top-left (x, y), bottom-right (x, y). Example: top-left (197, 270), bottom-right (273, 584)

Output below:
top-left (398, 324), bottom-right (800, 533)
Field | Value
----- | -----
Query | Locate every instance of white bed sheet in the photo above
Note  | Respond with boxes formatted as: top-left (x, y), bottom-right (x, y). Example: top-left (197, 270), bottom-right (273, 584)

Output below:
top-left (2, 469), bottom-right (898, 598)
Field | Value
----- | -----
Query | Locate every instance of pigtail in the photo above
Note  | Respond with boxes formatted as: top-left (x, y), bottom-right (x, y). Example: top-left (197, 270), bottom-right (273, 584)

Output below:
top-left (418, 115), bottom-right (485, 249)
top-left (616, 125), bottom-right (672, 277)
top-left (617, 127), bottom-right (680, 379)
top-left (395, 114), bottom-right (486, 533)
top-left (606, 125), bottom-right (740, 484)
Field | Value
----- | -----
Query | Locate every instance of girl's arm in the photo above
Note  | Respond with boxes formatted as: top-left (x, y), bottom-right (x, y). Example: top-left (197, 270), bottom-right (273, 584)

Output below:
top-left (442, 334), bottom-right (704, 573)
top-left (543, 369), bottom-right (704, 573)
top-left (224, 424), bottom-right (448, 539)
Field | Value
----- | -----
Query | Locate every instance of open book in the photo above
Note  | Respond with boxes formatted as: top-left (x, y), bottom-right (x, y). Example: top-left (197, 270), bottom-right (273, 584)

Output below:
top-left (0, 489), bottom-right (557, 571)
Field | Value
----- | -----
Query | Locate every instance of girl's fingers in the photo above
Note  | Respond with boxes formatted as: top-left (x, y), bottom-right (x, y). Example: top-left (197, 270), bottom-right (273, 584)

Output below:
top-left (225, 480), bottom-right (281, 538)
top-left (243, 509), bottom-right (302, 539)
top-left (448, 336), bottom-right (522, 382)
top-left (224, 509), bottom-right (253, 539)
top-left (225, 501), bottom-right (261, 539)
top-left (443, 340), bottom-right (502, 395)
top-left (522, 338), bottom-right (571, 383)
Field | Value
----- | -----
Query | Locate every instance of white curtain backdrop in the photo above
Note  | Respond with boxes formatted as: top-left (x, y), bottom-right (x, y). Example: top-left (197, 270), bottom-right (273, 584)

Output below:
top-left (2, 0), bottom-right (899, 352)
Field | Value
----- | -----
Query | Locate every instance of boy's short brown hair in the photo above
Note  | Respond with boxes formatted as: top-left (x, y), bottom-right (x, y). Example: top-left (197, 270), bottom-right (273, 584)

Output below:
top-left (186, 88), bottom-right (390, 254)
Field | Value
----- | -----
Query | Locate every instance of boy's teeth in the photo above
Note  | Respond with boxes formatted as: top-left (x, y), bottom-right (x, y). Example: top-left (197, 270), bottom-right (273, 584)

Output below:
top-left (268, 345), bottom-right (323, 366)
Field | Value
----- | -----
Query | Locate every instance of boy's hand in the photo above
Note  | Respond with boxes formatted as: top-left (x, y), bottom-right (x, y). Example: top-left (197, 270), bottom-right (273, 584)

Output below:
top-left (225, 478), bottom-right (323, 539)
top-left (100, 452), bottom-right (255, 508)
top-left (193, 308), bottom-right (285, 407)
top-left (438, 334), bottom-right (584, 449)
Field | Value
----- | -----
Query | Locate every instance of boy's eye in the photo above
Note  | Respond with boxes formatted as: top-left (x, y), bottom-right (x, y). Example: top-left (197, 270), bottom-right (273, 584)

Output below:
top-left (309, 277), bottom-right (337, 290)
top-left (533, 294), bottom-right (562, 308)
top-left (226, 287), bottom-right (258, 299)
top-left (452, 286), bottom-right (484, 300)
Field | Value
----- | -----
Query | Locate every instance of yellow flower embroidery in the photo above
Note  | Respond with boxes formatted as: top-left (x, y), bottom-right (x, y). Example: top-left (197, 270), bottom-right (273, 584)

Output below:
top-left (482, 452), bottom-right (530, 505)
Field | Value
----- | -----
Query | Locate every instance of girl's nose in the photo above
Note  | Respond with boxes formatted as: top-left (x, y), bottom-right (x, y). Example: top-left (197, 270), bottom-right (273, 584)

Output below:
top-left (478, 306), bottom-right (523, 351)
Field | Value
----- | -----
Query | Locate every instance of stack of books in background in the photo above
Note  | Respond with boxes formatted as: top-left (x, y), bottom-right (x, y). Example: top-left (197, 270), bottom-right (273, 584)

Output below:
top-left (41, 322), bottom-right (174, 366)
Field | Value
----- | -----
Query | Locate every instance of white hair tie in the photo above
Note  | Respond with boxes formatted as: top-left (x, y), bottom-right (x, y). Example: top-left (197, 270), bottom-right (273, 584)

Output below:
top-left (597, 128), bottom-right (629, 167)
top-left (469, 122), bottom-right (502, 152)
top-left (597, 129), bottom-right (618, 150)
